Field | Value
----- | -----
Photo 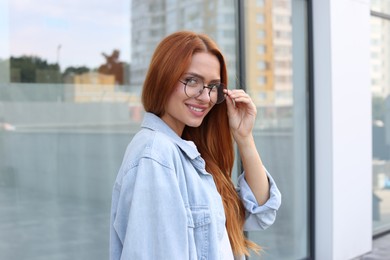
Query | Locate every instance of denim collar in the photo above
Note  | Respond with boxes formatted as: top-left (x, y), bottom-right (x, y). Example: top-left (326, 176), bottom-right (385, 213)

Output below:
top-left (141, 112), bottom-right (201, 160)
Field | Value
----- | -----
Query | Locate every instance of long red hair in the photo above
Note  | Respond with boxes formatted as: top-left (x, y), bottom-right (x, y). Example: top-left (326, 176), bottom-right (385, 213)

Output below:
top-left (142, 31), bottom-right (260, 256)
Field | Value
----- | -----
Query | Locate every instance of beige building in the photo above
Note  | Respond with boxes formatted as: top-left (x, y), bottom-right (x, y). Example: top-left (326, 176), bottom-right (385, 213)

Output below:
top-left (245, 0), bottom-right (292, 109)
top-left (71, 72), bottom-right (133, 103)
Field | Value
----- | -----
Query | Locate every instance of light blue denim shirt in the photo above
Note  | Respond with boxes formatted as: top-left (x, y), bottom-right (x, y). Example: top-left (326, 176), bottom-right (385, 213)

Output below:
top-left (110, 112), bottom-right (281, 260)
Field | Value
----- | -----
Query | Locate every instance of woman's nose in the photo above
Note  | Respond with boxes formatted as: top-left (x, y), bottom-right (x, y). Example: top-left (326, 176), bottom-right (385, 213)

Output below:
top-left (195, 87), bottom-right (211, 102)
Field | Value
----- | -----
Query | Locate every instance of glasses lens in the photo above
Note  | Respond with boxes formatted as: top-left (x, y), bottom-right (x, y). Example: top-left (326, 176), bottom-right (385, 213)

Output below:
top-left (212, 84), bottom-right (226, 104)
top-left (184, 79), bottom-right (202, 97)
top-left (206, 84), bottom-right (226, 104)
top-left (183, 78), bottom-right (226, 104)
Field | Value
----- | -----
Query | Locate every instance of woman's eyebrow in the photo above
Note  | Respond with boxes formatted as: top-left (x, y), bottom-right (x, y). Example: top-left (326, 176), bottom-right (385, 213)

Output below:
top-left (183, 72), bottom-right (204, 79)
top-left (183, 72), bottom-right (221, 82)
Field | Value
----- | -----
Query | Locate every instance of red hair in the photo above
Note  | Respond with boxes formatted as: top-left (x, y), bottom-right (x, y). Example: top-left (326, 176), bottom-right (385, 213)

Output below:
top-left (142, 31), bottom-right (260, 256)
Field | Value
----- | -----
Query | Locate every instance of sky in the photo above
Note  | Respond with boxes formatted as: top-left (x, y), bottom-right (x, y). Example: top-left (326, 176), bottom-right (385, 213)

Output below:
top-left (1, 0), bottom-right (131, 71)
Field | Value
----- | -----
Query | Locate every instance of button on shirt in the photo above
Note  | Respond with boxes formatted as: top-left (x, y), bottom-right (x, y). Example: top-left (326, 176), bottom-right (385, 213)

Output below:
top-left (110, 112), bottom-right (281, 260)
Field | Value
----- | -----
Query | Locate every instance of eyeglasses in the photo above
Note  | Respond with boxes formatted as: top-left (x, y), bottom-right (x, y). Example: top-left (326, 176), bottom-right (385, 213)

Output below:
top-left (179, 76), bottom-right (226, 104)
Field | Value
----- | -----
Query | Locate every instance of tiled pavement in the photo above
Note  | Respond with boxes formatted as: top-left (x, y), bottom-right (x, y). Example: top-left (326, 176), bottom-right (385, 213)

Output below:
top-left (354, 232), bottom-right (390, 260)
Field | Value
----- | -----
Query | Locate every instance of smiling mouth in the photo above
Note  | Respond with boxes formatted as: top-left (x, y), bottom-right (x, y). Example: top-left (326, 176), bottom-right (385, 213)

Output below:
top-left (189, 105), bottom-right (204, 112)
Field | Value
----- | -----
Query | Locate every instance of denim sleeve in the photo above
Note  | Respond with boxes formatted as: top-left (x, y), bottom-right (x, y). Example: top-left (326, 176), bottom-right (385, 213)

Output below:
top-left (110, 157), bottom-right (190, 260)
top-left (236, 168), bottom-right (282, 231)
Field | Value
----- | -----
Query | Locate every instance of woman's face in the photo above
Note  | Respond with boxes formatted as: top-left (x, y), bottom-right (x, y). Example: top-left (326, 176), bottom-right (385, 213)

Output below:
top-left (161, 52), bottom-right (221, 136)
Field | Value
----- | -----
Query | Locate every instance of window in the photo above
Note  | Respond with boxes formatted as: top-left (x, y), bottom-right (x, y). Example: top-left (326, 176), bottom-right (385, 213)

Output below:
top-left (370, 4), bottom-right (390, 235)
top-left (257, 76), bottom-right (266, 84)
top-left (0, 0), bottom-right (238, 258)
top-left (371, 0), bottom-right (390, 14)
top-left (257, 14), bottom-right (265, 24)
top-left (256, 0), bottom-right (264, 7)
top-left (223, 29), bottom-right (235, 38)
top-left (257, 61), bottom-right (266, 70)
top-left (0, 0), bottom-right (310, 259)
top-left (257, 45), bottom-right (266, 54)
top-left (244, 0), bottom-right (310, 258)
top-left (257, 29), bottom-right (266, 39)
top-left (0, 1), bottom-right (133, 259)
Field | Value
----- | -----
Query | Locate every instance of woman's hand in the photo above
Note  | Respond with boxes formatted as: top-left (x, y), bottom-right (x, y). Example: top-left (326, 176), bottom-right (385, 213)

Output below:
top-left (224, 89), bottom-right (257, 140)
top-left (224, 89), bottom-right (270, 205)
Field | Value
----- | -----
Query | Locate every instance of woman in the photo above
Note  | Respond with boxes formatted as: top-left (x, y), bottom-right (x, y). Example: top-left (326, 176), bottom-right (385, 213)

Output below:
top-left (110, 31), bottom-right (281, 260)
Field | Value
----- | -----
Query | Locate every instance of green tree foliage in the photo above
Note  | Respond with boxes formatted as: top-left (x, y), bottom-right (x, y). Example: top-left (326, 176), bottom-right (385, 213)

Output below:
top-left (63, 66), bottom-right (90, 76)
top-left (10, 56), bottom-right (61, 83)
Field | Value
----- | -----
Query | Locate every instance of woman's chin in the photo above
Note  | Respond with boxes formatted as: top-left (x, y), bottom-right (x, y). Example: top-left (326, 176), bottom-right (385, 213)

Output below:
top-left (185, 119), bottom-right (204, 128)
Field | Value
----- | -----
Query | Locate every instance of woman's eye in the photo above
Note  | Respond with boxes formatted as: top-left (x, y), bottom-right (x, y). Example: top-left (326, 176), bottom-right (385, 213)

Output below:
top-left (187, 78), bottom-right (198, 84)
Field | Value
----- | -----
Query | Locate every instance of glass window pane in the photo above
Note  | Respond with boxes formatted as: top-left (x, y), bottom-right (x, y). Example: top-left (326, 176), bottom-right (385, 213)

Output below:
top-left (257, 0), bottom-right (265, 7)
top-left (0, 0), bottom-right (238, 259)
top-left (244, 0), bottom-right (310, 259)
top-left (0, 0), bottom-right (132, 259)
top-left (371, 14), bottom-right (390, 234)
top-left (1, 0), bottom-right (310, 258)
top-left (371, 0), bottom-right (390, 15)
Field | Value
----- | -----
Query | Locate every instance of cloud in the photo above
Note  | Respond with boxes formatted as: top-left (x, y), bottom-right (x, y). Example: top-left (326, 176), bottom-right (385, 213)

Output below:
top-left (0, 0), bottom-right (10, 58)
top-left (8, 0), bottom-right (131, 70)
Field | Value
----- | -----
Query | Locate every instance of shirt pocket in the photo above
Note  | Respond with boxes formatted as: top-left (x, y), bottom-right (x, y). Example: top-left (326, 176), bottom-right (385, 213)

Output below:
top-left (187, 206), bottom-right (211, 260)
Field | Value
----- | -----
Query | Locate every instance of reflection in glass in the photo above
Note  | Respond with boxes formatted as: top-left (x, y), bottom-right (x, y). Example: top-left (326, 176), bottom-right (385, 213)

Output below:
top-left (0, 1), bottom-right (133, 259)
top-left (0, 0), bottom-right (310, 259)
top-left (244, 0), bottom-right (309, 259)
top-left (371, 0), bottom-right (390, 15)
top-left (130, 0), bottom-right (237, 92)
top-left (371, 12), bottom-right (390, 234)
top-left (0, 0), bottom-right (238, 259)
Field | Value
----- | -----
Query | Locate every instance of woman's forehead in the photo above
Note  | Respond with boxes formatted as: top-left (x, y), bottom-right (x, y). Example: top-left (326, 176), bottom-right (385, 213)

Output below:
top-left (186, 52), bottom-right (220, 79)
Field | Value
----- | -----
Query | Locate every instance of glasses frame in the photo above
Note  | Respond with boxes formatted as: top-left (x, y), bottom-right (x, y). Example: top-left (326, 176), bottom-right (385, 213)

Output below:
top-left (179, 77), bottom-right (226, 104)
